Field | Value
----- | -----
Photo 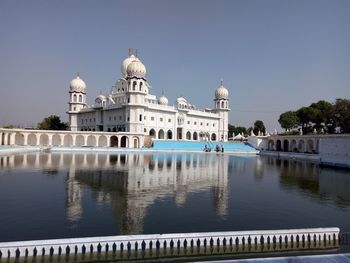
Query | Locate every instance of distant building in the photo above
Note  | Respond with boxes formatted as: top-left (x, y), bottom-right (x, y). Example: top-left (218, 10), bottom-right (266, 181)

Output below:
top-left (68, 50), bottom-right (230, 143)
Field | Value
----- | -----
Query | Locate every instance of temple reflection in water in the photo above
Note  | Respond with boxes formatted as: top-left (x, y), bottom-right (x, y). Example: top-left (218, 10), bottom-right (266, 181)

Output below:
top-left (0, 152), bottom-right (230, 234)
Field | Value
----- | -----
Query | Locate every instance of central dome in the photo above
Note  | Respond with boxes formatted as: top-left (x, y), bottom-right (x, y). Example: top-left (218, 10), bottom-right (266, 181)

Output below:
top-left (121, 54), bottom-right (138, 77)
top-left (126, 59), bottom-right (147, 78)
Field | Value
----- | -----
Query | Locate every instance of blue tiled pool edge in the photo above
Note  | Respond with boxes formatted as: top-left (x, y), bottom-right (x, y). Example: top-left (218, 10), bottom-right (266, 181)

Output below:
top-left (150, 140), bottom-right (257, 153)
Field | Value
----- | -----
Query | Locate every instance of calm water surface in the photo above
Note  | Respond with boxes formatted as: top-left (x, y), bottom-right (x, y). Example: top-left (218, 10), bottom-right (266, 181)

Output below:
top-left (0, 152), bottom-right (349, 242)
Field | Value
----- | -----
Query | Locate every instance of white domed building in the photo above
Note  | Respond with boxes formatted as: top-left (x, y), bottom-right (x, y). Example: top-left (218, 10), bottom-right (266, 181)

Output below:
top-left (67, 50), bottom-right (230, 146)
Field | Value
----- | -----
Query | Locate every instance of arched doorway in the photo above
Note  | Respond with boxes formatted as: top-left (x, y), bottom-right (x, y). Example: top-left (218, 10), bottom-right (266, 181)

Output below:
top-left (283, 140), bottom-right (289, 152)
top-left (121, 136), bottom-right (128, 148)
top-left (110, 136), bottom-right (118, 147)
top-left (75, 135), bottom-right (84, 146)
top-left (167, 130), bottom-right (173, 140)
top-left (63, 135), bottom-right (73, 146)
top-left (186, 131), bottom-right (191, 140)
top-left (52, 134), bottom-right (61, 146)
top-left (133, 137), bottom-right (139, 148)
top-left (15, 133), bottom-right (24, 146)
top-left (177, 128), bottom-right (183, 140)
top-left (307, 139), bottom-right (314, 153)
top-left (298, 140), bottom-right (305, 152)
top-left (158, 129), bottom-right (165, 139)
top-left (193, 132), bottom-right (198, 141)
top-left (39, 134), bottom-right (49, 146)
top-left (290, 140), bottom-right (297, 152)
top-left (87, 135), bottom-right (96, 146)
top-left (149, 129), bottom-right (156, 138)
top-left (211, 133), bottom-right (217, 141)
top-left (276, 140), bottom-right (282, 151)
top-left (98, 136), bottom-right (108, 147)
top-left (268, 140), bottom-right (274, 150)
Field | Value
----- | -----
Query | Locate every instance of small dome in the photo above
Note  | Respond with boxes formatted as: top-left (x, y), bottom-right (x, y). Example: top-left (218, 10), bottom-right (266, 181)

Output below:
top-left (215, 84), bottom-right (229, 99)
top-left (70, 74), bottom-right (86, 93)
top-left (127, 59), bottom-right (146, 78)
top-left (158, 95), bottom-right (168, 105)
top-left (96, 94), bottom-right (106, 101)
top-left (121, 54), bottom-right (138, 77)
top-left (176, 97), bottom-right (187, 104)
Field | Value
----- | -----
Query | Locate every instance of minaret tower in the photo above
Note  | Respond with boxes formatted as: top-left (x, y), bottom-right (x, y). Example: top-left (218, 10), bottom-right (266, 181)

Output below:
top-left (67, 73), bottom-right (87, 131)
top-left (121, 50), bottom-right (149, 133)
top-left (214, 81), bottom-right (230, 141)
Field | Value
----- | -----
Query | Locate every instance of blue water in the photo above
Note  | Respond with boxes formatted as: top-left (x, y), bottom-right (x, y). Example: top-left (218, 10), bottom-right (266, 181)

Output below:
top-left (1, 152), bottom-right (350, 244)
top-left (151, 140), bottom-right (257, 152)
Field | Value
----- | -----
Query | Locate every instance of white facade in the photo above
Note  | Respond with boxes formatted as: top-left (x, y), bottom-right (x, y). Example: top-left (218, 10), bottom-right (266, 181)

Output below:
top-left (67, 50), bottom-right (230, 142)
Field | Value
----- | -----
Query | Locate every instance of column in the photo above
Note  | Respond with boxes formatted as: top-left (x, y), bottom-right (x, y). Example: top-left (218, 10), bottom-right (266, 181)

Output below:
top-left (48, 134), bottom-right (53, 146)
top-left (8, 133), bottom-right (14, 146)
top-left (23, 133), bottom-right (28, 146)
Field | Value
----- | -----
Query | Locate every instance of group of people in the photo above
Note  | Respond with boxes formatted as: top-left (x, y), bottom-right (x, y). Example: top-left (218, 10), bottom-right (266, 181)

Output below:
top-left (203, 144), bottom-right (224, 153)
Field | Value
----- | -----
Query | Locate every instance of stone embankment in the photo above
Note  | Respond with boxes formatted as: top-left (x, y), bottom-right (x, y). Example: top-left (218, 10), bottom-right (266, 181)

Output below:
top-left (249, 134), bottom-right (350, 169)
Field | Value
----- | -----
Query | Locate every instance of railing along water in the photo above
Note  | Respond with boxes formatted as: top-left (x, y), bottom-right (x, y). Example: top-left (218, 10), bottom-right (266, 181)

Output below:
top-left (0, 228), bottom-right (340, 260)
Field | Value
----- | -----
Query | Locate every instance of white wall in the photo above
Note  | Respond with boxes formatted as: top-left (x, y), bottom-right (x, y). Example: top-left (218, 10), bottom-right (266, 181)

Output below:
top-left (247, 136), bottom-right (268, 150)
top-left (319, 136), bottom-right (350, 168)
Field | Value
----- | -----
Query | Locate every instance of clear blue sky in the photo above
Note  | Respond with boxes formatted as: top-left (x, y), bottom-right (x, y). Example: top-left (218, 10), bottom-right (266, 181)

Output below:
top-left (0, 0), bottom-right (349, 131)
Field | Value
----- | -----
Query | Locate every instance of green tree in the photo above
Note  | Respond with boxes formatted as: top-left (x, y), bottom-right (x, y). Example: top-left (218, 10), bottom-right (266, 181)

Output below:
top-left (253, 120), bottom-right (266, 135)
top-left (296, 106), bottom-right (318, 134)
top-left (332, 98), bottom-right (350, 133)
top-left (228, 124), bottom-right (247, 137)
top-left (278, 111), bottom-right (299, 131)
top-left (228, 124), bottom-right (235, 138)
top-left (234, 126), bottom-right (247, 136)
top-left (37, 115), bottom-right (68, 130)
top-left (2, 124), bottom-right (15, 129)
top-left (310, 100), bottom-right (333, 132)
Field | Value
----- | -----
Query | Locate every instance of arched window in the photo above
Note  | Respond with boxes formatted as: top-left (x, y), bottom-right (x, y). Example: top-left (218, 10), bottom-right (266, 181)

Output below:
top-left (167, 130), bottom-right (173, 140)
top-left (79, 95), bottom-right (82, 102)
top-left (149, 129), bottom-right (156, 138)
top-left (186, 131), bottom-right (191, 140)
top-left (139, 82), bottom-right (143, 91)
top-left (158, 129), bottom-right (165, 139)
top-left (221, 101), bottom-right (225, 108)
top-left (73, 94), bottom-right (77, 102)
top-left (133, 81), bottom-right (137, 91)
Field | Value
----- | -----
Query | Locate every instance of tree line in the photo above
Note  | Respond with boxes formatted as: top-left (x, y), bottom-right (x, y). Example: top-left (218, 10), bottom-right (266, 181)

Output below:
top-left (2, 115), bottom-right (68, 130)
top-left (278, 99), bottom-right (350, 134)
top-left (228, 120), bottom-right (266, 138)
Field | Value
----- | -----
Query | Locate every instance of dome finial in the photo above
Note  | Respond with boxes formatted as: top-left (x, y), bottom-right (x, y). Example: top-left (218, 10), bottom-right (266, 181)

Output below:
top-left (128, 48), bottom-right (138, 57)
top-left (220, 78), bottom-right (223, 85)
